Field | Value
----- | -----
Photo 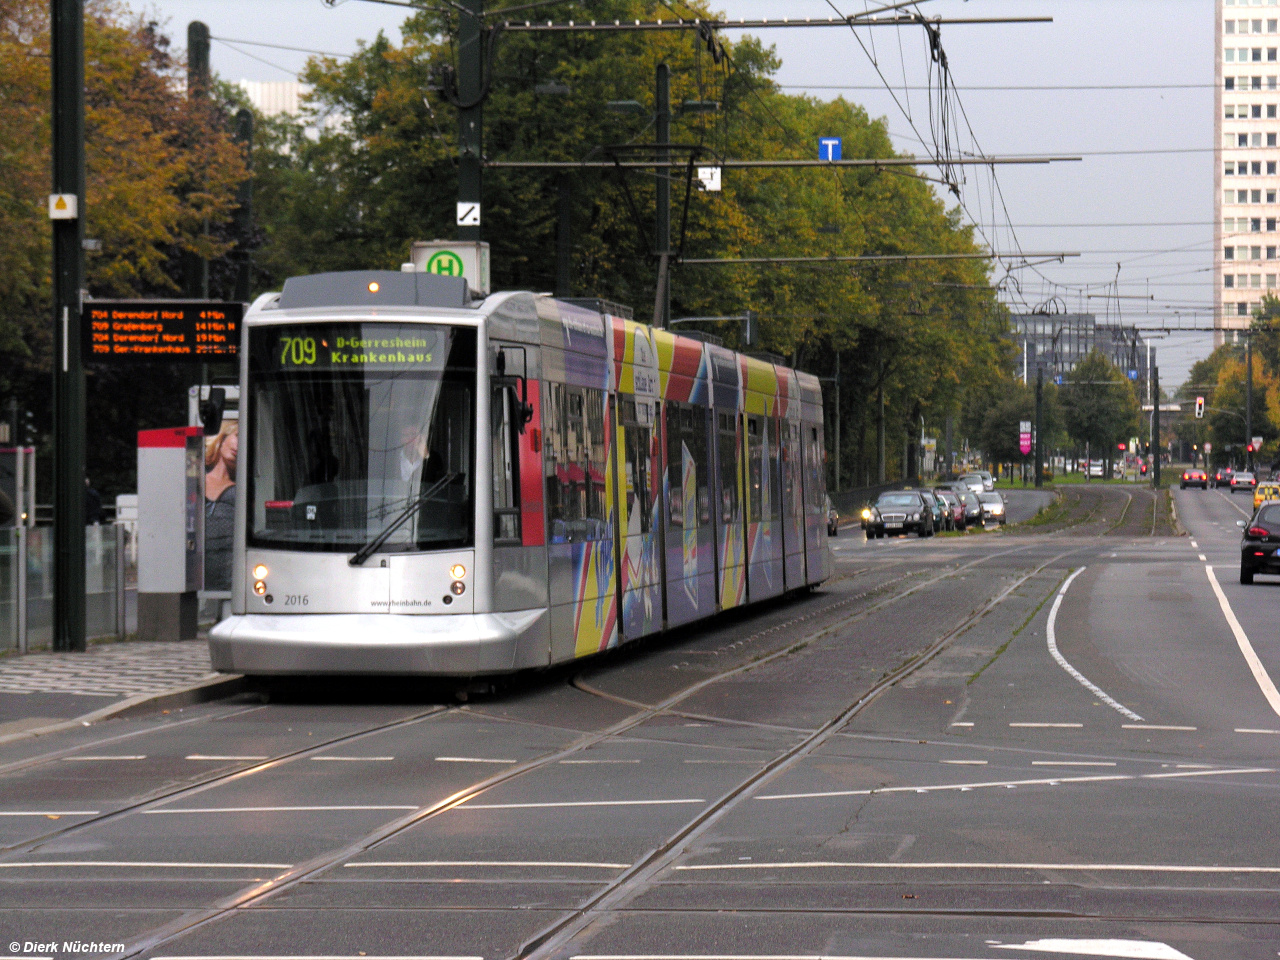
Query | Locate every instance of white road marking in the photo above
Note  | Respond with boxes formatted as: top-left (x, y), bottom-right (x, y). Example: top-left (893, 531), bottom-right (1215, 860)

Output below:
top-left (311, 756), bottom-right (395, 761)
top-left (1198, 554), bottom-right (1207, 561)
top-left (562, 759), bottom-right (641, 764)
top-left (1, 861), bottom-right (291, 869)
top-left (1009, 723), bottom-right (1083, 728)
top-left (1122, 725), bottom-right (1197, 731)
top-left (345, 860), bottom-right (629, 869)
top-left (1205, 565), bottom-right (1280, 717)
top-left (674, 860), bottom-right (1280, 874)
top-left (950, 722), bottom-right (974, 727)
top-left (994, 938), bottom-right (1194, 960)
top-left (185, 754), bottom-right (268, 761)
top-left (0, 811), bottom-right (98, 817)
top-left (153, 956), bottom-right (482, 960)
top-left (1190, 540), bottom-right (1199, 548)
top-left (1031, 761), bottom-right (1116, 767)
top-left (1045, 567), bottom-right (1145, 722)
top-left (942, 760), bottom-right (987, 765)
top-left (753, 767), bottom-right (1270, 802)
top-left (61, 755), bottom-right (146, 761)
top-left (455, 798), bottom-right (704, 810)
top-left (435, 756), bottom-right (517, 763)
top-left (145, 805), bottom-right (418, 814)
top-left (1237, 727), bottom-right (1280, 734)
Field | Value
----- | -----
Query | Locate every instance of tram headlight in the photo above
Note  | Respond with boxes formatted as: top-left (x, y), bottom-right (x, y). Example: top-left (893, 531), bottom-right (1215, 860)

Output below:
top-left (253, 580), bottom-right (267, 596)
top-left (450, 564), bottom-right (466, 580)
top-left (252, 564), bottom-right (269, 580)
top-left (451, 580), bottom-right (466, 596)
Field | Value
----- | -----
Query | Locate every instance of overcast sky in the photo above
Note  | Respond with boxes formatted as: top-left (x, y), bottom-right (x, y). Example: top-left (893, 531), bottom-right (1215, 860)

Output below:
top-left (138, 0), bottom-right (1214, 384)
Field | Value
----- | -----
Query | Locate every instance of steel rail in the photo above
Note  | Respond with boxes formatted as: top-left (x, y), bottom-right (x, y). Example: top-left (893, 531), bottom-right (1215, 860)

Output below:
top-left (110, 538), bottom-right (1061, 960)
top-left (515, 546), bottom-right (1087, 960)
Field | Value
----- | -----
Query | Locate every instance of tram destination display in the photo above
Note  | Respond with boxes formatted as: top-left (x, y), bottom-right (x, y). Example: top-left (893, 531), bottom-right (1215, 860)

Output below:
top-left (83, 300), bottom-right (241, 362)
top-left (251, 323), bottom-right (453, 374)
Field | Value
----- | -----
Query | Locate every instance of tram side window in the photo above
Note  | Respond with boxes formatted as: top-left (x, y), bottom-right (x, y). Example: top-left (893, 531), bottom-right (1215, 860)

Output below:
top-left (545, 383), bottom-right (609, 543)
top-left (783, 421), bottom-right (802, 519)
top-left (665, 402), bottom-right (711, 529)
top-left (620, 397), bottom-right (653, 535)
top-left (491, 384), bottom-right (521, 544)
top-left (717, 411), bottom-right (741, 525)
top-left (747, 416), bottom-right (764, 523)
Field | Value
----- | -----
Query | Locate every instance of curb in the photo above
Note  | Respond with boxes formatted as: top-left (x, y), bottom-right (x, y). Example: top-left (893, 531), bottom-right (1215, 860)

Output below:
top-left (1167, 487), bottom-right (1185, 536)
top-left (0, 673), bottom-right (247, 747)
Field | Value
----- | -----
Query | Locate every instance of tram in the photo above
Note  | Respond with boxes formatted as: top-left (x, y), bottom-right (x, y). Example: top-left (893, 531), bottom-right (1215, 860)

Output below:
top-left (209, 269), bottom-right (831, 676)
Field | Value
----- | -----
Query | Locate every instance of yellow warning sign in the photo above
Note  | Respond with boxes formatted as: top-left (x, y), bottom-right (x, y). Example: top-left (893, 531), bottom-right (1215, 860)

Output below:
top-left (48, 193), bottom-right (78, 219)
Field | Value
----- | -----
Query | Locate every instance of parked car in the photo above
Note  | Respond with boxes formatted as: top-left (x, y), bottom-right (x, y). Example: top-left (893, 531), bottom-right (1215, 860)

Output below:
top-left (1180, 469), bottom-right (1208, 490)
top-left (957, 473), bottom-right (985, 495)
top-left (1254, 480), bottom-right (1280, 511)
top-left (826, 495), bottom-right (840, 536)
top-left (952, 488), bottom-right (983, 526)
top-left (1239, 502), bottom-right (1280, 583)
top-left (1087, 460), bottom-right (1104, 478)
top-left (865, 491), bottom-right (934, 538)
top-left (1212, 468), bottom-right (1234, 489)
top-left (920, 490), bottom-right (948, 532)
top-left (976, 470), bottom-right (995, 492)
top-left (1230, 471), bottom-right (1257, 494)
top-left (978, 491), bottom-right (1007, 525)
top-left (934, 489), bottom-right (966, 531)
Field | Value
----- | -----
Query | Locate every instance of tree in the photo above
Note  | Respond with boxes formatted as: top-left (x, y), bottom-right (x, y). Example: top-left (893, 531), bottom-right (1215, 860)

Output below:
top-left (1060, 350), bottom-right (1139, 476)
top-left (0, 0), bottom-right (250, 495)
top-left (249, 0), bottom-right (1005, 487)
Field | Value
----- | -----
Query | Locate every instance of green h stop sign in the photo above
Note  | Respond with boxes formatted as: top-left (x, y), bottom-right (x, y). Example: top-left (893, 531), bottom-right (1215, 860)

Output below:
top-left (425, 250), bottom-right (465, 277)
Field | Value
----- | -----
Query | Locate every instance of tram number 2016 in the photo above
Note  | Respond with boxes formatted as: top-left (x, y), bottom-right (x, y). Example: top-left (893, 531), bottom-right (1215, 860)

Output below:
top-left (283, 594), bottom-right (309, 606)
top-left (279, 336), bottom-right (317, 366)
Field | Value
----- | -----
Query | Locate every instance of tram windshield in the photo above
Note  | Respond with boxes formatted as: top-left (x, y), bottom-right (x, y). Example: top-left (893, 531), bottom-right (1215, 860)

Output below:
top-left (247, 322), bottom-right (476, 553)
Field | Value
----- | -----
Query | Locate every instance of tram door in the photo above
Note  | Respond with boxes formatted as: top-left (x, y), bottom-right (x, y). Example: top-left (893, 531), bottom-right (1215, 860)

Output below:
top-left (616, 396), bottom-right (662, 640)
top-left (662, 401), bottom-right (715, 627)
top-left (801, 423), bottom-right (827, 580)
top-left (716, 410), bottom-right (746, 610)
top-left (745, 414), bottom-right (784, 602)
top-left (781, 418), bottom-right (807, 587)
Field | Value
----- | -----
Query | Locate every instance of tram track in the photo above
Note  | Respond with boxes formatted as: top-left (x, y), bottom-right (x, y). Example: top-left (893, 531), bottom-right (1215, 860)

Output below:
top-left (101, 536), bottom-right (1084, 960)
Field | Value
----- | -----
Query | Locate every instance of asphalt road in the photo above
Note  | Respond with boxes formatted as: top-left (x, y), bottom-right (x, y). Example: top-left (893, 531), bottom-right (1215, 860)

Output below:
top-left (2, 484), bottom-right (1277, 960)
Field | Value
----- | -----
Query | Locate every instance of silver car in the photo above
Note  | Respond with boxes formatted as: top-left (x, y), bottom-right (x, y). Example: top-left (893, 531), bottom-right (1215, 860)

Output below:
top-left (958, 473), bottom-right (985, 495)
top-left (978, 491), bottom-right (1006, 525)
top-left (977, 470), bottom-right (994, 492)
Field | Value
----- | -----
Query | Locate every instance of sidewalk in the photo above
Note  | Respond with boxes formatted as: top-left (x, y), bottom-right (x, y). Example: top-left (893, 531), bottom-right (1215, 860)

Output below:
top-left (0, 640), bottom-right (229, 737)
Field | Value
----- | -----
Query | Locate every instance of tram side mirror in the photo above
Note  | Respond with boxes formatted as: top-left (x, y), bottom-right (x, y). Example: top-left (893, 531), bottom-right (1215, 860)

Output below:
top-left (495, 348), bottom-right (534, 433)
top-left (199, 387), bottom-right (226, 436)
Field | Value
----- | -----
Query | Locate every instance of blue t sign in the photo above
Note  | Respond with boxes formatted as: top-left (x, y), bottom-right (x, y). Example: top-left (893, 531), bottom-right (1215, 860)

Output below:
top-left (819, 137), bottom-right (842, 161)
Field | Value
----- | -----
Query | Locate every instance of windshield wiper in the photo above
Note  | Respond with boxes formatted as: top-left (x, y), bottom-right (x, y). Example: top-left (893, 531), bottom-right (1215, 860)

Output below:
top-left (348, 473), bottom-right (457, 567)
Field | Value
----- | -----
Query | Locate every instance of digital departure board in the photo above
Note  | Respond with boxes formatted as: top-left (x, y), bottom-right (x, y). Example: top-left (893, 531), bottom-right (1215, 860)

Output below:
top-left (82, 301), bottom-right (241, 362)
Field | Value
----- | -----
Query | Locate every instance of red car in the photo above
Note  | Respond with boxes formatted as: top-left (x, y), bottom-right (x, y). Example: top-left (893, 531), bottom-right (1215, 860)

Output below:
top-left (1180, 469), bottom-right (1207, 490)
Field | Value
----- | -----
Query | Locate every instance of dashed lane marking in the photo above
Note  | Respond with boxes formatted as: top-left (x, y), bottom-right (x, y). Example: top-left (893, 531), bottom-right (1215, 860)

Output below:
top-left (1206, 565), bottom-right (1280, 717)
top-left (1046, 567), bottom-right (1145, 722)
top-left (1122, 724), bottom-right (1197, 731)
top-left (144, 805), bottom-right (418, 814)
top-left (311, 756), bottom-right (395, 761)
top-left (1, 860), bottom-right (291, 869)
top-left (0, 810), bottom-right (99, 816)
top-left (61, 755), bottom-right (146, 761)
top-left (1198, 553), bottom-right (1207, 561)
top-left (950, 722), bottom-right (973, 727)
top-left (752, 767), bottom-right (1272, 801)
top-left (185, 754), bottom-right (268, 761)
top-left (561, 759), bottom-right (641, 765)
top-left (1032, 761), bottom-right (1116, 766)
top-left (435, 756), bottom-right (517, 763)
top-left (345, 860), bottom-right (630, 869)
top-left (941, 760), bottom-right (987, 765)
top-left (454, 798), bottom-right (705, 810)
top-left (673, 859), bottom-right (1280, 874)
top-left (1237, 727), bottom-right (1280, 734)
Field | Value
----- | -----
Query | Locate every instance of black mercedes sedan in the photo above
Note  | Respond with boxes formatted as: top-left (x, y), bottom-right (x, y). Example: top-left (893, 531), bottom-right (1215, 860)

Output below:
top-left (865, 491), bottom-right (935, 538)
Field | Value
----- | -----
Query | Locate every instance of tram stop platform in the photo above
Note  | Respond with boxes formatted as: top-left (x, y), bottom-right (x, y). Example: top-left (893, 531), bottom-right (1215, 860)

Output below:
top-left (0, 639), bottom-right (238, 742)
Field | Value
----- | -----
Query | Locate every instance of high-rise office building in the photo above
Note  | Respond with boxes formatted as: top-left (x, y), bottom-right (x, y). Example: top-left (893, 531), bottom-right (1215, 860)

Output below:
top-left (1217, 0), bottom-right (1280, 345)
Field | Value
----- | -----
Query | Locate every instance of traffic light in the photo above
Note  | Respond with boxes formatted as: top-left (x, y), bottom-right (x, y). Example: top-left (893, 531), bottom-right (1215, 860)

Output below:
top-left (1195, 396), bottom-right (1205, 418)
top-left (1248, 443), bottom-right (1256, 454)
